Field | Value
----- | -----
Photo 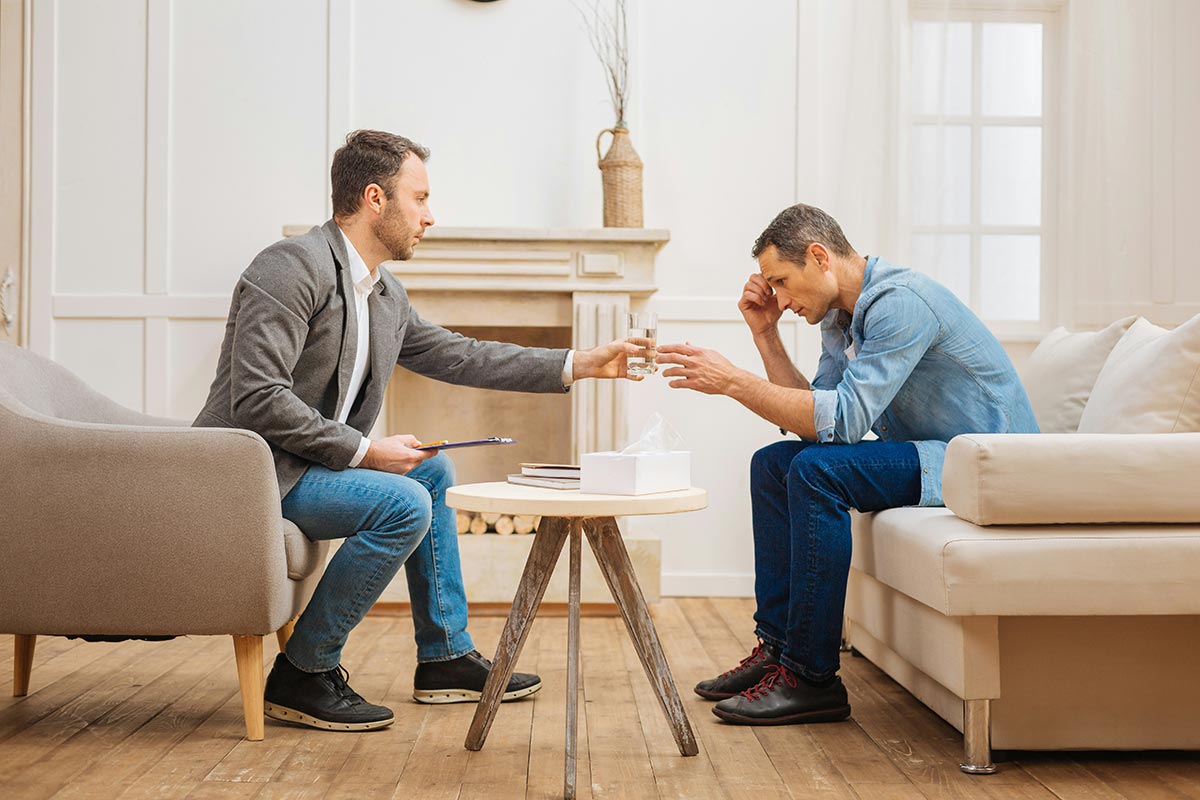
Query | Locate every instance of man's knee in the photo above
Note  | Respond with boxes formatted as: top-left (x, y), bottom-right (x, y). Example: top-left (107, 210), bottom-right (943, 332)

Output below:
top-left (372, 478), bottom-right (434, 541)
top-left (787, 445), bottom-right (838, 491)
top-left (421, 452), bottom-right (456, 491)
top-left (751, 441), bottom-right (804, 483)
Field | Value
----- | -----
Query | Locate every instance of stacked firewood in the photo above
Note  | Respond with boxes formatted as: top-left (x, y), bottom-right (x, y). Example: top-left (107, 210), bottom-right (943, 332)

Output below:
top-left (456, 512), bottom-right (540, 536)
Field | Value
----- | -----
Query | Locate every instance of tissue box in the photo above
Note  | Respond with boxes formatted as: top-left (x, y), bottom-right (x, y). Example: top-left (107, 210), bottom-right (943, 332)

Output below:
top-left (580, 451), bottom-right (691, 496)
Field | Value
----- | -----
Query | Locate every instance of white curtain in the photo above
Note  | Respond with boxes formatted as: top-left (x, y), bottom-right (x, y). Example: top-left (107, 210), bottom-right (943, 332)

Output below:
top-left (1064, 0), bottom-right (1199, 329)
top-left (767, 0), bottom-right (1198, 336)
top-left (793, 0), bottom-right (910, 261)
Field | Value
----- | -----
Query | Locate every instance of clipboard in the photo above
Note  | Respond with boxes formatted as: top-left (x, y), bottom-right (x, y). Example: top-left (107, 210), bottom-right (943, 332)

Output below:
top-left (414, 437), bottom-right (517, 451)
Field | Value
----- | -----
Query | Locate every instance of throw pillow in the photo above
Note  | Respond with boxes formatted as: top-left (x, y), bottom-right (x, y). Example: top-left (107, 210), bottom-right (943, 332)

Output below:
top-left (1078, 314), bottom-right (1200, 433)
top-left (1021, 316), bottom-right (1136, 433)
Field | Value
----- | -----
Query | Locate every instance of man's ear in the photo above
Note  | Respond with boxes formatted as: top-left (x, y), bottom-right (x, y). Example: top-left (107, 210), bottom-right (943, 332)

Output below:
top-left (363, 183), bottom-right (386, 215)
top-left (809, 242), bottom-right (831, 271)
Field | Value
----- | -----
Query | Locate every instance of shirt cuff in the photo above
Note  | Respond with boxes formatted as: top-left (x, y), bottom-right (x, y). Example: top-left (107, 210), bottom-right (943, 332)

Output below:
top-left (561, 350), bottom-right (575, 387)
top-left (811, 389), bottom-right (838, 443)
top-left (349, 435), bottom-right (372, 468)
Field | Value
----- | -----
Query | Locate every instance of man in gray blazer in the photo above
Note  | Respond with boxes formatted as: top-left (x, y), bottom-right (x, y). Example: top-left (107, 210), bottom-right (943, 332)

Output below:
top-left (196, 130), bottom-right (642, 731)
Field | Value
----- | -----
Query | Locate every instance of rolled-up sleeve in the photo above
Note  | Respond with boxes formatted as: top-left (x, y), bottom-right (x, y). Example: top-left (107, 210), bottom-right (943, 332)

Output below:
top-left (819, 287), bottom-right (940, 444)
top-left (812, 389), bottom-right (839, 442)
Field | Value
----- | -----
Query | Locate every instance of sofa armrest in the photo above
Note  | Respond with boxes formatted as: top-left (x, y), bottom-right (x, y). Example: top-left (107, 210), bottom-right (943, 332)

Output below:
top-left (0, 405), bottom-right (296, 635)
top-left (943, 433), bottom-right (1200, 525)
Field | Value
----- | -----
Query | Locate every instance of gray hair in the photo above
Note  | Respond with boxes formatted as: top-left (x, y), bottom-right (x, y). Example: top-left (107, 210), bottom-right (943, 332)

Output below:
top-left (751, 204), bottom-right (855, 265)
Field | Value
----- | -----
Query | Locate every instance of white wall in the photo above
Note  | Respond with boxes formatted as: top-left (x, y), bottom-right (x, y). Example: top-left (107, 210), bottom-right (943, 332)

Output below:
top-left (27, 0), bottom-right (1200, 597)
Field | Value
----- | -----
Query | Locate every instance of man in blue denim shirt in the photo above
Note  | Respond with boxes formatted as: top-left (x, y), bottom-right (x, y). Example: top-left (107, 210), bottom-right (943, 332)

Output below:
top-left (658, 204), bottom-right (1037, 726)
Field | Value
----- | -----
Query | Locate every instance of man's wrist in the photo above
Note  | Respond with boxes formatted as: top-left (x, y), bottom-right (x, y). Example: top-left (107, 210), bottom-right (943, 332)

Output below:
top-left (725, 368), bottom-right (760, 399)
top-left (752, 326), bottom-right (784, 348)
top-left (571, 349), bottom-right (588, 381)
top-left (351, 437), bottom-right (373, 469)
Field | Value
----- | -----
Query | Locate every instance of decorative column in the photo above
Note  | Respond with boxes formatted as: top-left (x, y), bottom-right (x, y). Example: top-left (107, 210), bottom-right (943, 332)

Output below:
top-left (572, 292), bottom-right (631, 459)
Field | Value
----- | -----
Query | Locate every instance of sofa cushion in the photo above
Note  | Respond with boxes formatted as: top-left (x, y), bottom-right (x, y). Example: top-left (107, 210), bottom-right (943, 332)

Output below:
top-left (1020, 316), bottom-right (1135, 433)
top-left (850, 507), bottom-right (1200, 616)
top-left (1078, 315), bottom-right (1200, 433)
top-left (283, 519), bottom-right (326, 581)
top-left (942, 432), bottom-right (1200, 525)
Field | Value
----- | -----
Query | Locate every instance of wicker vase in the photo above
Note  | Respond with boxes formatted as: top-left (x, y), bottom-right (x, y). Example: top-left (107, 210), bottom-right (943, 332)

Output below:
top-left (596, 124), bottom-right (643, 228)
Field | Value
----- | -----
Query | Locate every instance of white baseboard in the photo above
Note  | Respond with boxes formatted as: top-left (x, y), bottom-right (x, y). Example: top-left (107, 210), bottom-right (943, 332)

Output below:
top-left (660, 571), bottom-right (755, 598)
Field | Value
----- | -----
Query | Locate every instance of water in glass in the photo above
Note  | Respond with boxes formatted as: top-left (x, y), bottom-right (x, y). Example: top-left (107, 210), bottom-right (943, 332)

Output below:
top-left (627, 311), bottom-right (657, 376)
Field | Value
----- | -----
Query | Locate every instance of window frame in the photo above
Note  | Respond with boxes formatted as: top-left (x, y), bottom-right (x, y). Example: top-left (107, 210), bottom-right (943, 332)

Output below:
top-left (908, 0), bottom-right (1063, 340)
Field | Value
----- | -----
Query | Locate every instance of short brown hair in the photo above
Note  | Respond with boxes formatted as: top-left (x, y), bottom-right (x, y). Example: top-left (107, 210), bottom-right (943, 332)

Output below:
top-left (751, 204), bottom-right (855, 265)
top-left (331, 130), bottom-right (430, 217)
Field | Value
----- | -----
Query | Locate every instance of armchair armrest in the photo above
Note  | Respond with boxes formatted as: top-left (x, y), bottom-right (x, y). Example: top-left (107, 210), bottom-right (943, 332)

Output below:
top-left (943, 433), bottom-right (1200, 525)
top-left (0, 404), bottom-right (296, 635)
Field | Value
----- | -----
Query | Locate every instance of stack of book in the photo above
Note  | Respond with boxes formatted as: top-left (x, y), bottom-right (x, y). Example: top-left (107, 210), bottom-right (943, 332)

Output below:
top-left (506, 463), bottom-right (580, 490)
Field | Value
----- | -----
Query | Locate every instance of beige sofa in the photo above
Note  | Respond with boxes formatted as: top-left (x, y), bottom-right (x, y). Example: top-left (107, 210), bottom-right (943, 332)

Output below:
top-left (845, 315), bottom-right (1200, 773)
top-left (0, 343), bottom-right (328, 740)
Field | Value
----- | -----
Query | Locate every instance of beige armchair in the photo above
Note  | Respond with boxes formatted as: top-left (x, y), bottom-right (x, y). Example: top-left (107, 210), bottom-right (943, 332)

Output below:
top-left (0, 342), bottom-right (327, 740)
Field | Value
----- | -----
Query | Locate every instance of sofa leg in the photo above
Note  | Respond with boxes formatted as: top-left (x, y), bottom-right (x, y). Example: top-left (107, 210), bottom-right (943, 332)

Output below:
top-left (232, 635), bottom-right (265, 741)
top-left (275, 617), bottom-right (297, 653)
top-left (960, 699), bottom-right (998, 774)
top-left (13, 634), bottom-right (36, 697)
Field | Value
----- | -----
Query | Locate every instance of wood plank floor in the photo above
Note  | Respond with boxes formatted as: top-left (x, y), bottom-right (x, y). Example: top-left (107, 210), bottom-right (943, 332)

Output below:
top-left (1, 599), bottom-right (1198, 799)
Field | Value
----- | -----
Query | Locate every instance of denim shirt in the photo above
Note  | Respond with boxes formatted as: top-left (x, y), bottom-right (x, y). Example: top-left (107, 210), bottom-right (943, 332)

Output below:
top-left (809, 256), bottom-right (1038, 506)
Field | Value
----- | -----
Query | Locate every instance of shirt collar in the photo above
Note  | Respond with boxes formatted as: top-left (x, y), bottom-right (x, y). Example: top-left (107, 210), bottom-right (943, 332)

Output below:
top-left (339, 228), bottom-right (382, 294)
top-left (861, 255), bottom-right (878, 291)
top-left (823, 255), bottom-right (880, 333)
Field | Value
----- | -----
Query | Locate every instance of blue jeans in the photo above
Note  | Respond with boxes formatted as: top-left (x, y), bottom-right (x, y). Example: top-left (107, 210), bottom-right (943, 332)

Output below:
top-left (750, 440), bottom-right (921, 682)
top-left (280, 453), bottom-right (474, 672)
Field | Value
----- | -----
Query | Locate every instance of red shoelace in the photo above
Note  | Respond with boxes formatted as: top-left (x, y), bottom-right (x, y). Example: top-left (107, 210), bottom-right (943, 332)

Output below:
top-left (720, 643), bottom-right (769, 678)
top-left (740, 664), bottom-right (799, 702)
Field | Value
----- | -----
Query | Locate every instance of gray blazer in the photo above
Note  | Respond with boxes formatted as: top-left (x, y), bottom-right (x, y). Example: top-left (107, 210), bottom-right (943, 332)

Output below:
top-left (195, 219), bottom-right (570, 497)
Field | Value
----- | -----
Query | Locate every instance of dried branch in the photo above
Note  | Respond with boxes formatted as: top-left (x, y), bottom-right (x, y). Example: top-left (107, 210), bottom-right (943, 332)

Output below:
top-left (574, 0), bottom-right (630, 125)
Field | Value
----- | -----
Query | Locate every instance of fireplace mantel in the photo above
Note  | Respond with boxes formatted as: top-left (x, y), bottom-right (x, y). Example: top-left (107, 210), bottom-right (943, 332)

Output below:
top-left (282, 224), bottom-right (668, 294)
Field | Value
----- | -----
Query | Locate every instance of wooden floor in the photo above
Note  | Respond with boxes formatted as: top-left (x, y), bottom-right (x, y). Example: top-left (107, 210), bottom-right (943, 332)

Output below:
top-left (2, 599), bottom-right (1199, 800)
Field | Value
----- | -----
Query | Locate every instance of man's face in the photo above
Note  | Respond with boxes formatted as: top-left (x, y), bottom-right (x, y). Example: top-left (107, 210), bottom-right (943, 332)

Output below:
top-left (373, 155), bottom-right (435, 261)
top-left (757, 244), bottom-right (837, 325)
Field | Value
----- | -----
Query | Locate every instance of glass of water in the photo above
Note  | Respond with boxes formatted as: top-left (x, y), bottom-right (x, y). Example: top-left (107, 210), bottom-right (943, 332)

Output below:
top-left (626, 311), bottom-right (658, 376)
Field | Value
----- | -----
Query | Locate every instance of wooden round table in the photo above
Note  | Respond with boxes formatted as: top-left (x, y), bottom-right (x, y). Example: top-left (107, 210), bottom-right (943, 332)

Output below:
top-left (447, 482), bottom-right (708, 800)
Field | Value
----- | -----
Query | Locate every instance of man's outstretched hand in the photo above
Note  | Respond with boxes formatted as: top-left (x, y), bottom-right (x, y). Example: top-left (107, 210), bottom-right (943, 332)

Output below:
top-left (574, 340), bottom-right (653, 381)
top-left (359, 434), bottom-right (438, 475)
top-left (658, 343), bottom-right (745, 396)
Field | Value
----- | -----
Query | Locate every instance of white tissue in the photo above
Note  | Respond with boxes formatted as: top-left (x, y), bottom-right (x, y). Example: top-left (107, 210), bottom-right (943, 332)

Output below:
top-left (620, 412), bottom-right (685, 454)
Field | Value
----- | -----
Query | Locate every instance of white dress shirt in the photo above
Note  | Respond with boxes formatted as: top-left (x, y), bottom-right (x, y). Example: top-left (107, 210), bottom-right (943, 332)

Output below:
top-left (338, 230), bottom-right (381, 467)
top-left (338, 230), bottom-right (575, 469)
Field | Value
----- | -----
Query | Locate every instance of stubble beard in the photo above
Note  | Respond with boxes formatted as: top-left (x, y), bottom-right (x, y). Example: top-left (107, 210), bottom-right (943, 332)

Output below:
top-left (374, 205), bottom-right (415, 262)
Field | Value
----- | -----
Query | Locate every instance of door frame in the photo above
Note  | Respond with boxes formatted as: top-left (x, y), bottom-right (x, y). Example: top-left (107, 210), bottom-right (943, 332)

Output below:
top-left (0, 0), bottom-right (29, 346)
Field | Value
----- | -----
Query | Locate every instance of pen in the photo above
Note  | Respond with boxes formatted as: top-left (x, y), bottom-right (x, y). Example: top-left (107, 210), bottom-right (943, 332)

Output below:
top-left (419, 440), bottom-right (449, 448)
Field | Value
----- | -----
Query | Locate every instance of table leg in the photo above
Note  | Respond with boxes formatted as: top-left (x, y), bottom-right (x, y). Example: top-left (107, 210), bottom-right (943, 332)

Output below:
top-left (584, 516), bottom-right (699, 757)
top-left (565, 518), bottom-right (582, 800)
top-left (465, 515), bottom-right (570, 752)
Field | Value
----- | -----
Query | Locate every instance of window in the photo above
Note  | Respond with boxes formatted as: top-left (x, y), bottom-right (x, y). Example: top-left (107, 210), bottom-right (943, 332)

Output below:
top-left (909, 5), bottom-right (1059, 332)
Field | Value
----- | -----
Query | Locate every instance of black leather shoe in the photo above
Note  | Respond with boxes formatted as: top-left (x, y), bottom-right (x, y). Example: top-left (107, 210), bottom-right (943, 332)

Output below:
top-left (712, 665), bottom-right (851, 725)
top-left (413, 650), bottom-right (542, 704)
top-left (694, 642), bottom-right (781, 700)
top-left (263, 653), bottom-right (394, 731)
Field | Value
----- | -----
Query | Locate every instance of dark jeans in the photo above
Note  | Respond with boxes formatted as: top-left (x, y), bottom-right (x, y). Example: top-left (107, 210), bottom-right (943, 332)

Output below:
top-left (750, 439), bottom-right (921, 682)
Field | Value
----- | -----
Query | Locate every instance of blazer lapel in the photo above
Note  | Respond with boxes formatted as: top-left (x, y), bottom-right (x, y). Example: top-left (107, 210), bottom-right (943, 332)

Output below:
top-left (322, 220), bottom-right (358, 418)
top-left (350, 277), bottom-right (398, 432)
